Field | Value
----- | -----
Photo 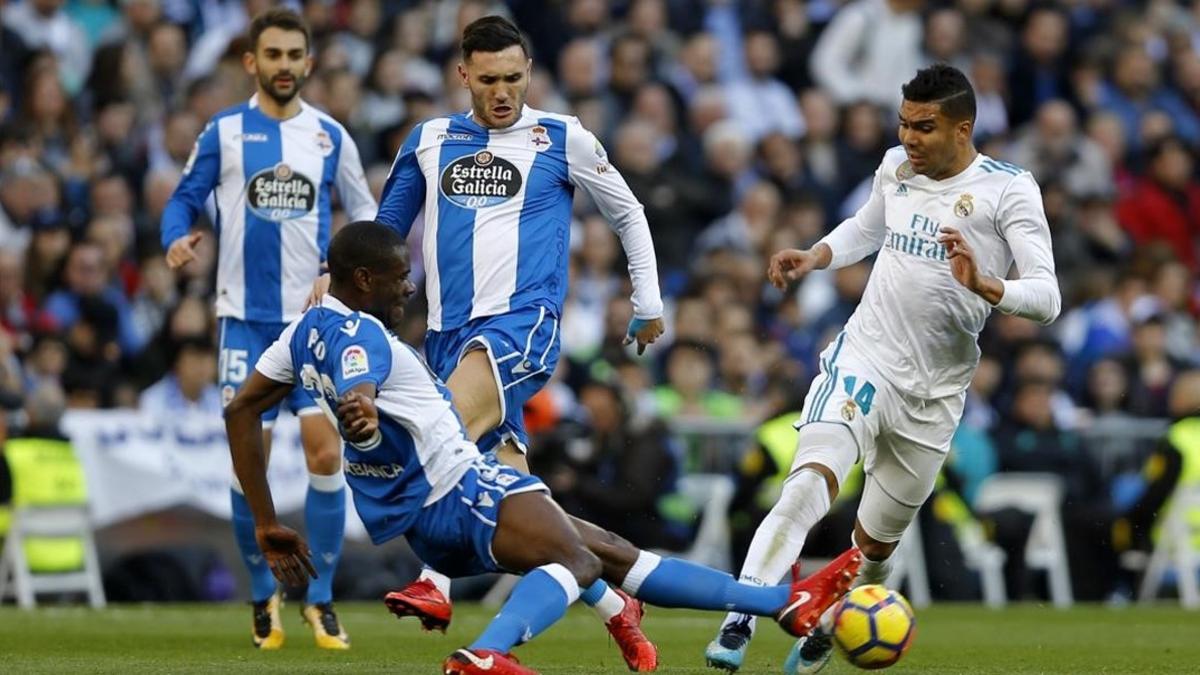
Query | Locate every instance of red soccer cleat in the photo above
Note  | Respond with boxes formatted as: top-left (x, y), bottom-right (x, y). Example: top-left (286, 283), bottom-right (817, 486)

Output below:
top-left (443, 648), bottom-right (537, 675)
top-left (776, 547), bottom-right (863, 638)
top-left (384, 578), bottom-right (453, 632)
top-left (604, 589), bottom-right (658, 672)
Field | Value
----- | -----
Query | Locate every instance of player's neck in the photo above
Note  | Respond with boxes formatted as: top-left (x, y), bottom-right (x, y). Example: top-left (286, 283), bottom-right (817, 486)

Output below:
top-left (929, 148), bottom-right (978, 181)
top-left (256, 92), bottom-right (303, 121)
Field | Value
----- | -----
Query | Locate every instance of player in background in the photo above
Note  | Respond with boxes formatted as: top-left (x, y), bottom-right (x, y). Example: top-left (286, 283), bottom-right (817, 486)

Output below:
top-left (159, 9), bottom-right (377, 651)
top-left (703, 64), bottom-right (1061, 674)
top-left (224, 221), bottom-right (863, 675)
top-left (373, 15), bottom-right (665, 671)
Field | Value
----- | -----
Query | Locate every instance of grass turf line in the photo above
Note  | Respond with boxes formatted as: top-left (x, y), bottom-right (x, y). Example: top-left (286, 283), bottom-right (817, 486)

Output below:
top-left (1, 603), bottom-right (1197, 673)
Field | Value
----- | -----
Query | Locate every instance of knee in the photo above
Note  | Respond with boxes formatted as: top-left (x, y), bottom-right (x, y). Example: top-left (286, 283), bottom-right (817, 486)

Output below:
top-left (563, 548), bottom-right (603, 589)
top-left (304, 439), bottom-right (342, 474)
top-left (796, 462), bottom-right (840, 502)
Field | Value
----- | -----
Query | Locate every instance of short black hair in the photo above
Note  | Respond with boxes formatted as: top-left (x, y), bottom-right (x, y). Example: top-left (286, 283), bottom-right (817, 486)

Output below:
top-left (901, 64), bottom-right (976, 123)
top-left (328, 221), bottom-right (407, 285)
top-left (461, 15), bottom-right (529, 60)
top-left (249, 8), bottom-right (311, 52)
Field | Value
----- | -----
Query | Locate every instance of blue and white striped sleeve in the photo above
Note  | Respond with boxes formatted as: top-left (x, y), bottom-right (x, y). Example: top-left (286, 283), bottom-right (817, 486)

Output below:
top-left (161, 119), bottom-right (221, 250)
top-left (331, 319), bottom-right (393, 396)
top-left (334, 130), bottom-right (378, 223)
top-left (376, 122), bottom-right (426, 238)
top-left (564, 120), bottom-right (664, 320)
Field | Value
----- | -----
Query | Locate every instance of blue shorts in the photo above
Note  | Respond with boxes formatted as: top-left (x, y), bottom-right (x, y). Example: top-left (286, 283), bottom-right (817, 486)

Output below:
top-left (218, 318), bottom-right (319, 424)
top-left (424, 305), bottom-right (561, 453)
top-left (408, 458), bottom-right (549, 577)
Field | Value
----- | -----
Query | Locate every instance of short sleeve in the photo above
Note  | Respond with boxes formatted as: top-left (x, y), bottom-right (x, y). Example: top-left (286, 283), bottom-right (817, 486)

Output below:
top-left (331, 316), bottom-right (394, 395)
top-left (256, 318), bottom-right (302, 384)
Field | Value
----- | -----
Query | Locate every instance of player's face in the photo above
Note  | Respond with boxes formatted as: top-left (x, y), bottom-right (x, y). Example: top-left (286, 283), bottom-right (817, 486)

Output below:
top-left (458, 45), bottom-right (531, 129)
top-left (246, 27), bottom-right (312, 106)
top-left (897, 100), bottom-right (969, 179)
top-left (366, 246), bottom-right (417, 330)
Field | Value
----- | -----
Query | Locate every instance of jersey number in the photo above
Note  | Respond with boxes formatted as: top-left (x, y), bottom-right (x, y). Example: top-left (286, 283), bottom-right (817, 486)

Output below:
top-left (842, 375), bottom-right (876, 415)
top-left (219, 349), bottom-right (248, 384)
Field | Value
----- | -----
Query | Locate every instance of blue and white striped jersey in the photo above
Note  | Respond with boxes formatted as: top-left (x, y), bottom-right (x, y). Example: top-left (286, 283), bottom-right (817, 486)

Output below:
top-left (256, 294), bottom-right (480, 543)
top-left (161, 95), bottom-right (377, 323)
top-left (377, 106), bottom-right (662, 332)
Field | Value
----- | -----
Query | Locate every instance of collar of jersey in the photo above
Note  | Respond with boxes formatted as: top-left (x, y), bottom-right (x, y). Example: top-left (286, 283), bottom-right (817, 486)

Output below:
top-left (318, 293), bottom-right (355, 316)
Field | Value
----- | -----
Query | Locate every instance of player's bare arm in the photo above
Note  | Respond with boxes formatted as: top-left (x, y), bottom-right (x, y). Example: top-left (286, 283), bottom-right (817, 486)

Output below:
top-left (224, 369), bottom-right (317, 586)
top-left (767, 243), bottom-right (833, 290)
top-left (937, 226), bottom-right (1005, 305)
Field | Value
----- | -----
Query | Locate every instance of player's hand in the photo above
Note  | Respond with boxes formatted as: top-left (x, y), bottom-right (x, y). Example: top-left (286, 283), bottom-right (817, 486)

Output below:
top-left (306, 273), bottom-right (331, 309)
top-left (255, 523), bottom-right (317, 587)
top-left (623, 316), bottom-right (664, 355)
top-left (337, 390), bottom-right (379, 443)
top-left (767, 245), bottom-right (829, 290)
top-left (937, 227), bottom-right (981, 292)
top-left (165, 231), bottom-right (203, 270)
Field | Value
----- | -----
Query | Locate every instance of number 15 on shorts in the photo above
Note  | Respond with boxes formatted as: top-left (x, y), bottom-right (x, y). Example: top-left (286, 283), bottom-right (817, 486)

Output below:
top-left (841, 375), bottom-right (875, 420)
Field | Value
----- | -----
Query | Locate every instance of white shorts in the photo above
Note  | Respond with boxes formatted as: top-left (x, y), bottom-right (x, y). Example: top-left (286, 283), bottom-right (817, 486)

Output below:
top-left (792, 333), bottom-right (965, 542)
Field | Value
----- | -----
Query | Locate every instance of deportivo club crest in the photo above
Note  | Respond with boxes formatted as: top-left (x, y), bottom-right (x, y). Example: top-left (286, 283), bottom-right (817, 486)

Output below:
top-left (528, 125), bottom-right (552, 151)
top-left (896, 160), bottom-right (916, 181)
top-left (954, 194), bottom-right (974, 217)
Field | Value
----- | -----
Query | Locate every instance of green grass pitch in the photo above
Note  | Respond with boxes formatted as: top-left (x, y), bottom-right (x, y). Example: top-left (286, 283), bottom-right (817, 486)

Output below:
top-left (1, 602), bottom-right (1197, 673)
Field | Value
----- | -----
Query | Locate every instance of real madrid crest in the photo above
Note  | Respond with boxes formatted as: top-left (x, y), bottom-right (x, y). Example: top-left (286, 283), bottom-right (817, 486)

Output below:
top-left (896, 160), bottom-right (916, 181)
top-left (841, 399), bottom-right (857, 421)
top-left (954, 193), bottom-right (974, 217)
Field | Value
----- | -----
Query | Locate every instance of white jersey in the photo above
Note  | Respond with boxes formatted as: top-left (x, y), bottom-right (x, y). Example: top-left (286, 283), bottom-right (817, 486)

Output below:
top-left (162, 95), bottom-right (377, 323)
top-left (818, 146), bottom-right (1061, 399)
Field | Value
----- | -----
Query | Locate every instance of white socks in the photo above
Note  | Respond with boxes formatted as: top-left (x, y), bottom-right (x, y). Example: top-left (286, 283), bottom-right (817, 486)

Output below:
top-left (720, 469), bottom-right (831, 636)
top-left (817, 532), bottom-right (897, 633)
top-left (591, 586), bottom-right (627, 623)
top-left (420, 567), bottom-right (453, 599)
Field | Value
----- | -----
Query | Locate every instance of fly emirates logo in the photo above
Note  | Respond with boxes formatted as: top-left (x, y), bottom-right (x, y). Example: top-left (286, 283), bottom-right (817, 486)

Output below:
top-left (884, 213), bottom-right (948, 261)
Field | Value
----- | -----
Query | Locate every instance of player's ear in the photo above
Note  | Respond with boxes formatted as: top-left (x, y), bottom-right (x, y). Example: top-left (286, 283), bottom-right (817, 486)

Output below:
top-left (353, 266), bottom-right (372, 293)
top-left (242, 50), bottom-right (257, 77)
top-left (304, 53), bottom-right (314, 78)
top-left (457, 62), bottom-right (470, 88)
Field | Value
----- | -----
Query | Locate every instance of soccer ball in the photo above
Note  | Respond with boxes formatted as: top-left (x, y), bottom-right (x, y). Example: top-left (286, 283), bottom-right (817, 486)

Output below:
top-left (831, 585), bottom-right (916, 669)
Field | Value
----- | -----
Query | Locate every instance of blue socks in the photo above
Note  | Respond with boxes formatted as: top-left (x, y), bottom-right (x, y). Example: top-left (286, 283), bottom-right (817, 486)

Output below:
top-left (580, 580), bottom-right (607, 606)
top-left (622, 552), bottom-right (789, 617)
top-left (231, 487), bottom-right (277, 603)
top-left (470, 564), bottom-right (581, 653)
top-left (304, 472), bottom-right (346, 605)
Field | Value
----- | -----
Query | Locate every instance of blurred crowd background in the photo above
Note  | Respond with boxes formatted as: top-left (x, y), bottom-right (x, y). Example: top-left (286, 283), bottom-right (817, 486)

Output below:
top-left (1, 0), bottom-right (1200, 605)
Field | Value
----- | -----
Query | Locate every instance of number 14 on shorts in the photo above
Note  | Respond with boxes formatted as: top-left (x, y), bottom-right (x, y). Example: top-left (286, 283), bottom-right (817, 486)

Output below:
top-left (841, 375), bottom-right (875, 419)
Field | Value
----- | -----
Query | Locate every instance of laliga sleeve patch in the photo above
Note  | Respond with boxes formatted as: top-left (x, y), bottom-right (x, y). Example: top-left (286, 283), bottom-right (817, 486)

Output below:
top-left (341, 345), bottom-right (370, 379)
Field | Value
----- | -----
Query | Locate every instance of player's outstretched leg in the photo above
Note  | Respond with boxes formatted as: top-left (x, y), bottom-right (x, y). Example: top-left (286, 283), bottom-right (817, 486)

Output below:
top-left (300, 414), bottom-right (350, 649)
top-left (443, 493), bottom-right (601, 675)
top-left (570, 516), bottom-right (862, 637)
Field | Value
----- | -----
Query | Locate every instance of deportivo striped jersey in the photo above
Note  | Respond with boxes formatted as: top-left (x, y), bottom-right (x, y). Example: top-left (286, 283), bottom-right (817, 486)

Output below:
top-left (257, 294), bottom-right (479, 543)
top-left (376, 106), bottom-right (663, 332)
top-left (818, 146), bottom-right (1061, 399)
top-left (161, 95), bottom-right (377, 323)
